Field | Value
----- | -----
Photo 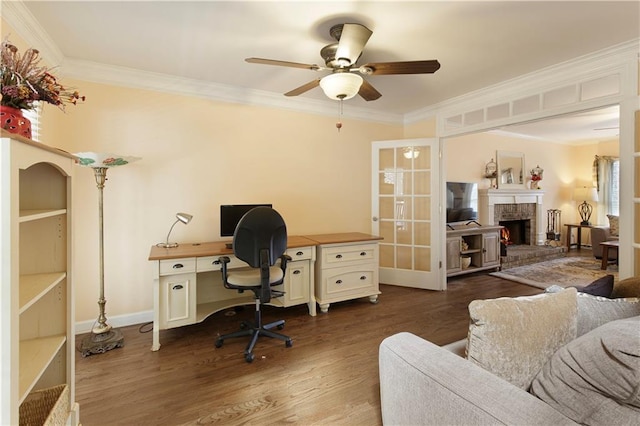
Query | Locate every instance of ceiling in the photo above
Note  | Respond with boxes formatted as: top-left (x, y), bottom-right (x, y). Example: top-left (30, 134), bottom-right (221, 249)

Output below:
top-left (7, 1), bottom-right (639, 142)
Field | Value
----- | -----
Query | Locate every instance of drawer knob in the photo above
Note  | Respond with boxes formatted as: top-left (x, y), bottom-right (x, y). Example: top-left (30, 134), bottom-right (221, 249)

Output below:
top-left (172, 263), bottom-right (184, 269)
top-left (360, 252), bottom-right (366, 256)
top-left (336, 279), bottom-right (343, 284)
top-left (293, 270), bottom-right (301, 275)
top-left (172, 284), bottom-right (184, 290)
top-left (296, 251), bottom-right (303, 256)
top-left (360, 276), bottom-right (366, 280)
top-left (212, 260), bottom-right (221, 265)
top-left (335, 254), bottom-right (343, 259)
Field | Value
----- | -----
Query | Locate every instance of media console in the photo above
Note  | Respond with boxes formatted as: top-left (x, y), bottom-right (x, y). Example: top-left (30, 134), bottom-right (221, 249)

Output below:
top-left (446, 225), bottom-right (502, 277)
top-left (148, 232), bottom-right (381, 350)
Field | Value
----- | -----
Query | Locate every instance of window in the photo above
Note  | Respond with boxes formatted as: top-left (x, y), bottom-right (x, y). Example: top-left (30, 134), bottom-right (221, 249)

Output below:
top-left (23, 103), bottom-right (42, 141)
top-left (595, 155), bottom-right (619, 218)
top-left (610, 159), bottom-right (619, 215)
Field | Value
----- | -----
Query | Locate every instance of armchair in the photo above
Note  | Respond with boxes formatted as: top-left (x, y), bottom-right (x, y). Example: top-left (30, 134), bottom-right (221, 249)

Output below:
top-left (215, 206), bottom-right (293, 362)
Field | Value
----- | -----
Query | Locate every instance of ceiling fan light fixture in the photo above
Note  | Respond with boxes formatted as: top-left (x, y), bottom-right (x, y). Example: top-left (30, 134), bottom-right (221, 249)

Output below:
top-left (319, 73), bottom-right (363, 100)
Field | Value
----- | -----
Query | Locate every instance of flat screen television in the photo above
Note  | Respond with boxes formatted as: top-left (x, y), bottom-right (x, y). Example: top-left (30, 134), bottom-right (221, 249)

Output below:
top-left (446, 182), bottom-right (478, 223)
top-left (220, 204), bottom-right (272, 237)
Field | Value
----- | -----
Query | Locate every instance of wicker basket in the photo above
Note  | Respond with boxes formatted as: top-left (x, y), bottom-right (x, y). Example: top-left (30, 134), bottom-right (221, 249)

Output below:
top-left (19, 384), bottom-right (69, 426)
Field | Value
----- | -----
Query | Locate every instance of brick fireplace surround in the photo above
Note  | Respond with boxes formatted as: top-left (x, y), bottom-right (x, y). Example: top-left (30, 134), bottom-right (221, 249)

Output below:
top-left (478, 189), bottom-right (545, 245)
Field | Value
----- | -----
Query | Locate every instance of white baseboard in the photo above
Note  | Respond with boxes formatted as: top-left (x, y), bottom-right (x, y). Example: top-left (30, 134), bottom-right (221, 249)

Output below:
top-left (75, 310), bottom-right (153, 335)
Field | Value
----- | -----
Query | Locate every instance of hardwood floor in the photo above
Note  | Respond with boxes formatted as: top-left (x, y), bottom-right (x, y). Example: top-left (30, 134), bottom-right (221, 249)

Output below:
top-left (75, 273), bottom-right (540, 425)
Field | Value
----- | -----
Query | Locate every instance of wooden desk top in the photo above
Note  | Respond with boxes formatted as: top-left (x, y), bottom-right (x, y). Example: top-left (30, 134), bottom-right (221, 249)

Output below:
top-left (148, 233), bottom-right (381, 261)
top-left (304, 232), bottom-right (383, 245)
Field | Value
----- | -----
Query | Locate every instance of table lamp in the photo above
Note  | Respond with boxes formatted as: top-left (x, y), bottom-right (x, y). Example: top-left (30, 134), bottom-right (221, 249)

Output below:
top-left (573, 186), bottom-right (598, 225)
top-left (157, 212), bottom-right (193, 248)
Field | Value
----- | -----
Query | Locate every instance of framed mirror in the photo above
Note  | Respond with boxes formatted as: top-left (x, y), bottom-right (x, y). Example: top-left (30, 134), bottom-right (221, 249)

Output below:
top-left (497, 151), bottom-right (525, 188)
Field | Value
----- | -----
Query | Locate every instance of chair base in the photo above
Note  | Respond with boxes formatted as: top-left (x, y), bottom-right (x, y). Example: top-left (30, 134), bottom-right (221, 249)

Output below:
top-left (215, 300), bottom-right (292, 363)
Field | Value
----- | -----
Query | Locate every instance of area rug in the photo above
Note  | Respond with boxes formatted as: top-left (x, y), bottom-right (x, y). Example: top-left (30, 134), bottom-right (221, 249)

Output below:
top-left (490, 256), bottom-right (618, 290)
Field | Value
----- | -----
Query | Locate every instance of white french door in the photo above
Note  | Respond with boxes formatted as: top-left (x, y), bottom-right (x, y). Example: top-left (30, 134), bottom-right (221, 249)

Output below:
top-left (371, 138), bottom-right (443, 290)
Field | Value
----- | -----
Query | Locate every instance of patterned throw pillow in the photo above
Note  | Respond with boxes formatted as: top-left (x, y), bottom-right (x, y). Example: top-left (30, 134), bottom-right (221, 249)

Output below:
top-left (607, 214), bottom-right (619, 236)
top-left (466, 288), bottom-right (578, 389)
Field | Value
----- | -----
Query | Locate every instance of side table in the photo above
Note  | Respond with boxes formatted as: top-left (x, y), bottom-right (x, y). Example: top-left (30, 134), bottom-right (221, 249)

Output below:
top-left (564, 223), bottom-right (596, 250)
top-left (599, 240), bottom-right (619, 270)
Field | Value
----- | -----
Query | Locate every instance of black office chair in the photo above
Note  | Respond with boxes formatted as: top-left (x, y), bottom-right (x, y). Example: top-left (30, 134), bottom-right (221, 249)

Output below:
top-left (215, 206), bottom-right (293, 362)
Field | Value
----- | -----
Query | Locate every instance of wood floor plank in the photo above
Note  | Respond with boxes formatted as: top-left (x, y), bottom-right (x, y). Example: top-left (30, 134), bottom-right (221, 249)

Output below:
top-left (75, 273), bottom-right (541, 425)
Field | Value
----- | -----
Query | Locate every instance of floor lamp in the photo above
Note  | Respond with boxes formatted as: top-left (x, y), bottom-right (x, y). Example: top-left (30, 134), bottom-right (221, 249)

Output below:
top-left (74, 152), bottom-right (141, 356)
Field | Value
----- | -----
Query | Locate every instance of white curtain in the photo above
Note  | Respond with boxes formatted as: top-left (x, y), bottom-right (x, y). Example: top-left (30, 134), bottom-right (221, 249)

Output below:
top-left (594, 155), bottom-right (620, 222)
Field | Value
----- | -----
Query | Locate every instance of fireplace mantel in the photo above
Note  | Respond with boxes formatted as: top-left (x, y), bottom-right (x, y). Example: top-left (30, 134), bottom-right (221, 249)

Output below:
top-left (478, 189), bottom-right (545, 245)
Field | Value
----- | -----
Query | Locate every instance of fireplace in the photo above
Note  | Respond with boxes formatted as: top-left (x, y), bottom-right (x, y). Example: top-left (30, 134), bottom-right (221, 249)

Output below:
top-left (478, 189), bottom-right (544, 245)
top-left (500, 219), bottom-right (531, 245)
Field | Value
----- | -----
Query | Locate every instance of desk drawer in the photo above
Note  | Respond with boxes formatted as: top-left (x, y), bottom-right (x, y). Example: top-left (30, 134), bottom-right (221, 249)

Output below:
top-left (320, 265), bottom-right (376, 299)
top-left (196, 255), bottom-right (246, 272)
top-left (319, 243), bottom-right (377, 268)
top-left (286, 246), bottom-right (313, 262)
top-left (160, 258), bottom-right (196, 276)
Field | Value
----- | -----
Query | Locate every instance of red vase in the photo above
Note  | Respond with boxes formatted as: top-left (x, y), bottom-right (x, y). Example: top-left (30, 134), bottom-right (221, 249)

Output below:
top-left (0, 106), bottom-right (32, 139)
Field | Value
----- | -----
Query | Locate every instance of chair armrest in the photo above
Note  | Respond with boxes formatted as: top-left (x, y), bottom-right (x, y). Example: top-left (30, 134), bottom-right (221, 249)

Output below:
top-left (379, 332), bottom-right (577, 425)
top-left (218, 256), bottom-right (231, 288)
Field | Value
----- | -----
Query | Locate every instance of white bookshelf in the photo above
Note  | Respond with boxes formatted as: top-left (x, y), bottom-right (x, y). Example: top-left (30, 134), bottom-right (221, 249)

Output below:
top-left (0, 130), bottom-right (79, 424)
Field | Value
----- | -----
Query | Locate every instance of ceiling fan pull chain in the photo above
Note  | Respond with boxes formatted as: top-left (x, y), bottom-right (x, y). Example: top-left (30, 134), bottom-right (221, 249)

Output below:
top-left (337, 99), bottom-right (343, 131)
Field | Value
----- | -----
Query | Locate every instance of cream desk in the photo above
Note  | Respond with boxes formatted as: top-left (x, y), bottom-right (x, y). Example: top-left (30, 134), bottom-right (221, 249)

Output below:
top-left (305, 233), bottom-right (382, 313)
top-left (148, 233), bottom-right (381, 350)
top-left (148, 236), bottom-right (317, 351)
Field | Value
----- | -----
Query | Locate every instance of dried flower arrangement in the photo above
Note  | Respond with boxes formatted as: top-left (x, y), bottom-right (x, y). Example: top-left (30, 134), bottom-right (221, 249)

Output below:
top-left (1, 36), bottom-right (85, 111)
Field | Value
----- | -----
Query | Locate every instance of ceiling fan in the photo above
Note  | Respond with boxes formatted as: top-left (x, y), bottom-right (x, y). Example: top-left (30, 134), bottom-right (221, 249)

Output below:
top-left (245, 23), bottom-right (441, 101)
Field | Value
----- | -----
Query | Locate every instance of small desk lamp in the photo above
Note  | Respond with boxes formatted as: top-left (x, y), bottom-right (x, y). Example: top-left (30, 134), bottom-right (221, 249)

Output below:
top-left (573, 187), bottom-right (598, 225)
top-left (158, 212), bottom-right (193, 248)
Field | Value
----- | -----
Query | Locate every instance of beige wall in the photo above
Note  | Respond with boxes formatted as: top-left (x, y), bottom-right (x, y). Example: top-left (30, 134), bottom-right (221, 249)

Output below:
top-left (41, 79), bottom-right (402, 322)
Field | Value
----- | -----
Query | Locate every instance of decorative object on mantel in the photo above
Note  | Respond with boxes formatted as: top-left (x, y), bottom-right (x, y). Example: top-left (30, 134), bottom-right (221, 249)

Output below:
top-left (529, 165), bottom-right (543, 189)
top-left (1, 36), bottom-right (85, 139)
top-left (74, 152), bottom-right (141, 356)
top-left (573, 186), bottom-right (598, 226)
top-left (484, 158), bottom-right (498, 188)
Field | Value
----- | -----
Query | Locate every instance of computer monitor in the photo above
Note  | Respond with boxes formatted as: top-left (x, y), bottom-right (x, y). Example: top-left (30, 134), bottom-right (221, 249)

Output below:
top-left (220, 204), bottom-right (272, 237)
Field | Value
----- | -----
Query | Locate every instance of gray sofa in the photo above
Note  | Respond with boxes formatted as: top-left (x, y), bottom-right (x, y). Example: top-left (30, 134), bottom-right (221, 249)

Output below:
top-left (379, 284), bottom-right (640, 425)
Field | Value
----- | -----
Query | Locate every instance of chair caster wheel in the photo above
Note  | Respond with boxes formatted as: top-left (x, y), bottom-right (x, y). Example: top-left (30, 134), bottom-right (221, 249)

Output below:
top-left (215, 338), bottom-right (223, 348)
top-left (245, 353), bottom-right (254, 363)
top-left (285, 339), bottom-right (293, 348)
top-left (277, 324), bottom-right (285, 330)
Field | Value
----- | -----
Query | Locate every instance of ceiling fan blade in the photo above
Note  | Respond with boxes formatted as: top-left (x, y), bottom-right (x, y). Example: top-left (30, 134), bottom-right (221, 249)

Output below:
top-left (361, 60), bottom-right (441, 75)
top-left (284, 79), bottom-right (321, 97)
top-left (335, 23), bottom-right (373, 66)
top-left (245, 57), bottom-right (322, 71)
top-left (359, 79), bottom-right (382, 101)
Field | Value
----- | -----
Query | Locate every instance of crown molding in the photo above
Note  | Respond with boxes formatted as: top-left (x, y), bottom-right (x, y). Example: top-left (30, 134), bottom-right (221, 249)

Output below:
top-left (438, 39), bottom-right (638, 118)
top-left (61, 58), bottom-right (403, 125)
top-left (408, 38), bottom-right (640, 125)
top-left (2, 1), bottom-right (64, 66)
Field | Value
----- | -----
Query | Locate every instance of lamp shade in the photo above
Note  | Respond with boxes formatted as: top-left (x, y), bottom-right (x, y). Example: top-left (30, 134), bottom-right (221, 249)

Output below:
top-left (573, 187), bottom-right (599, 202)
top-left (176, 212), bottom-right (193, 225)
top-left (319, 73), bottom-right (363, 100)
